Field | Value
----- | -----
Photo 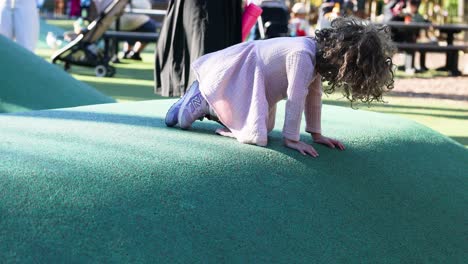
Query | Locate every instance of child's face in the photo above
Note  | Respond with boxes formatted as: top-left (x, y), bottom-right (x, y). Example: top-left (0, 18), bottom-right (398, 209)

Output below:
top-left (294, 13), bottom-right (307, 19)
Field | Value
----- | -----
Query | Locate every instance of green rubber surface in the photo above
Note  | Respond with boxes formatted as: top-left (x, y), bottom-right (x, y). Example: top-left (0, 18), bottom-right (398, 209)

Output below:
top-left (0, 35), bottom-right (114, 114)
top-left (1, 100), bottom-right (467, 262)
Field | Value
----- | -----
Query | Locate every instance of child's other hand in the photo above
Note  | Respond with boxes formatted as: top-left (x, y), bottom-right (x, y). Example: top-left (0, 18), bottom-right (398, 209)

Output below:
top-left (284, 138), bottom-right (319, 157)
top-left (312, 133), bottom-right (345, 150)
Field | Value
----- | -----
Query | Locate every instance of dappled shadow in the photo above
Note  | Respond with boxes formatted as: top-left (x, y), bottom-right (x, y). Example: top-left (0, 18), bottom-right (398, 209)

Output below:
top-left (395, 72), bottom-right (468, 79)
top-left (8, 109), bottom-right (222, 137)
top-left (9, 110), bottom-right (165, 128)
top-left (372, 109), bottom-right (468, 120)
top-left (322, 99), bottom-right (468, 113)
top-left (388, 91), bottom-right (468, 101)
top-left (6, 108), bottom-right (330, 156)
top-left (112, 68), bottom-right (154, 80)
top-left (67, 66), bottom-right (154, 80)
top-left (393, 72), bottom-right (453, 79)
top-left (83, 80), bottom-right (164, 101)
top-left (450, 136), bottom-right (468, 146)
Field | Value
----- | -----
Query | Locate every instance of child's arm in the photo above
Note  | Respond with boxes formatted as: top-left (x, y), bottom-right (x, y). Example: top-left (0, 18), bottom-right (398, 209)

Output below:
top-left (282, 51), bottom-right (319, 156)
top-left (304, 74), bottom-right (322, 135)
top-left (282, 51), bottom-right (314, 141)
top-left (282, 51), bottom-right (344, 156)
top-left (305, 74), bottom-right (345, 151)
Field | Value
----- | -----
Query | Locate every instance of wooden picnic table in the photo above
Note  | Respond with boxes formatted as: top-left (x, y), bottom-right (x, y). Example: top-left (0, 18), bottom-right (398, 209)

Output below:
top-left (375, 21), bottom-right (468, 75)
top-left (381, 21), bottom-right (468, 45)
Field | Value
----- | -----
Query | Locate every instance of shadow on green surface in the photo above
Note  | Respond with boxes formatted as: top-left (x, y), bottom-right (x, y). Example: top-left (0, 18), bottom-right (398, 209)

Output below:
top-left (394, 69), bottom-right (450, 79)
top-left (7, 109), bottom-right (319, 155)
top-left (323, 98), bottom-right (468, 113)
top-left (323, 99), bottom-right (467, 145)
top-left (112, 71), bottom-right (155, 81)
top-left (65, 65), bottom-right (155, 80)
top-left (10, 110), bottom-right (167, 128)
top-left (83, 80), bottom-right (163, 101)
top-left (372, 110), bottom-right (468, 120)
top-left (450, 136), bottom-right (468, 146)
top-left (389, 91), bottom-right (468, 101)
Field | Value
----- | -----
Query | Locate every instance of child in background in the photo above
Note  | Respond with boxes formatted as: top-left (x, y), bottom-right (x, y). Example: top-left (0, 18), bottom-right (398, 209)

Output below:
top-left (405, 0), bottom-right (430, 73)
top-left (165, 17), bottom-right (395, 157)
top-left (289, 2), bottom-right (311, 36)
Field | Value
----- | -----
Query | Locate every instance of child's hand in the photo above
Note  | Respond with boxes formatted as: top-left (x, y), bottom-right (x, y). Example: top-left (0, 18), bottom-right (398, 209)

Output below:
top-left (312, 133), bottom-right (345, 150)
top-left (284, 138), bottom-right (319, 157)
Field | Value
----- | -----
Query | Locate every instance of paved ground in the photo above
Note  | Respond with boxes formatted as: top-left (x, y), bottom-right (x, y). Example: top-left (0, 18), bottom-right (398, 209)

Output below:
top-left (391, 52), bottom-right (468, 103)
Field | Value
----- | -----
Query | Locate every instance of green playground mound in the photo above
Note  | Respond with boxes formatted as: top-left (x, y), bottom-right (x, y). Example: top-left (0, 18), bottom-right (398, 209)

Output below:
top-left (0, 101), bottom-right (466, 262)
top-left (0, 35), bottom-right (114, 114)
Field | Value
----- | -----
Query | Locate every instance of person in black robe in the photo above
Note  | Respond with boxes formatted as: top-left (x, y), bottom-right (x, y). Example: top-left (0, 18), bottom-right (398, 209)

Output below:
top-left (154, 0), bottom-right (242, 97)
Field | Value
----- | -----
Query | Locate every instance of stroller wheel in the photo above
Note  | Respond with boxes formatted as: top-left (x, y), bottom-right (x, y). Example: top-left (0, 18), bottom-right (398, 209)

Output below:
top-left (106, 66), bottom-right (116, 77)
top-left (95, 65), bottom-right (107, 77)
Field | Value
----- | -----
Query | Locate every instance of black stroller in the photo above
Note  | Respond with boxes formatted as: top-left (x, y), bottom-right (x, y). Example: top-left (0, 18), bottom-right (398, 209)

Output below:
top-left (255, 0), bottom-right (290, 39)
top-left (51, 0), bottom-right (129, 77)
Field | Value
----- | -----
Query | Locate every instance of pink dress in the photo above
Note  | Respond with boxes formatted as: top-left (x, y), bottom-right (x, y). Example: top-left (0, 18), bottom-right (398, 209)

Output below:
top-left (192, 37), bottom-right (322, 146)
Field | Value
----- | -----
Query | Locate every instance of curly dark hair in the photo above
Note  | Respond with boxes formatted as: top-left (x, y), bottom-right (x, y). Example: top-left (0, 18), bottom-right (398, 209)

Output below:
top-left (315, 17), bottom-right (396, 104)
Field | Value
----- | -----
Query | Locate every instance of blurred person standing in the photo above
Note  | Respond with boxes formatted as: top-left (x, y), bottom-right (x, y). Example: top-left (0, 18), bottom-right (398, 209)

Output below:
top-left (289, 2), bottom-right (311, 36)
top-left (154, 0), bottom-right (243, 97)
top-left (0, 0), bottom-right (39, 52)
top-left (404, 0), bottom-right (430, 73)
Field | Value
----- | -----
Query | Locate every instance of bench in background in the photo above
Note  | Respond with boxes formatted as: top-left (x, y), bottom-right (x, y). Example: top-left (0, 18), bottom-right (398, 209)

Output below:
top-left (375, 22), bottom-right (468, 76)
top-left (395, 43), bottom-right (468, 76)
top-left (103, 7), bottom-right (166, 61)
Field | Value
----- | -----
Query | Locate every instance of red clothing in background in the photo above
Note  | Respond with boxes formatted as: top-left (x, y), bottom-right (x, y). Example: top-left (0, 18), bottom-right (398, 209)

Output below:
top-left (70, 0), bottom-right (81, 17)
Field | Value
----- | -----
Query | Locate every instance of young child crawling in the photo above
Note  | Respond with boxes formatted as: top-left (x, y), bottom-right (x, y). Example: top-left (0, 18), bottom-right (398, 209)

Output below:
top-left (165, 17), bottom-right (395, 157)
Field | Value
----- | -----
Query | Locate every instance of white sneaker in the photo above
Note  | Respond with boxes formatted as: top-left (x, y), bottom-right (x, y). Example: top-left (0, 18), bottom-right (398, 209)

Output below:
top-left (178, 81), bottom-right (210, 129)
top-left (405, 68), bottom-right (415, 75)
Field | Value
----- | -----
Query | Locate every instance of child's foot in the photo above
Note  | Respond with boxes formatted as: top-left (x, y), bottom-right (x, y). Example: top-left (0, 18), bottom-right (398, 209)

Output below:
top-left (165, 97), bottom-right (184, 127)
top-left (178, 82), bottom-right (209, 129)
top-left (122, 50), bottom-right (131, 59)
top-left (125, 51), bottom-right (142, 61)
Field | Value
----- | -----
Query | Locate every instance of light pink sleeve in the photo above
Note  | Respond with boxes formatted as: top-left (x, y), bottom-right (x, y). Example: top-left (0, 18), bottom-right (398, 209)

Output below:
top-left (304, 74), bottom-right (322, 134)
top-left (282, 51), bottom-right (315, 141)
